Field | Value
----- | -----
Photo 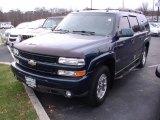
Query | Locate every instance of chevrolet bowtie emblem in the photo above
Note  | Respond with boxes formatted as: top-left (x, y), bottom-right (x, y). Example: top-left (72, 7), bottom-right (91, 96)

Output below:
top-left (28, 60), bottom-right (37, 66)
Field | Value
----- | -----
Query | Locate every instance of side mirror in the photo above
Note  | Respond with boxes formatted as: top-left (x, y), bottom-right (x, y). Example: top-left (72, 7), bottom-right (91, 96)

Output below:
top-left (51, 25), bottom-right (57, 31)
top-left (117, 28), bottom-right (134, 37)
top-left (156, 66), bottom-right (160, 78)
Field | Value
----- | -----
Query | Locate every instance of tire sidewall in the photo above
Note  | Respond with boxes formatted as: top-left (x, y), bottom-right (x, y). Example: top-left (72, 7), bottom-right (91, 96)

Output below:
top-left (88, 65), bottom-right (111, 106)
top-left (138, 47), bottom-right (147, 68)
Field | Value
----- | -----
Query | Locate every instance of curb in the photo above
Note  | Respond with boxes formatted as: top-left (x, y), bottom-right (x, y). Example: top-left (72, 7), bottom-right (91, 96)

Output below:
top-left (6, 45), bottom-right (50, 120)
top-left (0, 62), bottom-right (11, 65)
top-left (0, 33), bottom-right (4, 45)
top-left (24, 84), bottom-right (50, 120)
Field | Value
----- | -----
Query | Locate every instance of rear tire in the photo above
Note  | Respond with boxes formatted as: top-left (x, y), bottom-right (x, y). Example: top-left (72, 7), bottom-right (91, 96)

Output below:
top-left (137, 47), bottom-right (147, 68)
top-left (87, 65), bottom-right (111, 106)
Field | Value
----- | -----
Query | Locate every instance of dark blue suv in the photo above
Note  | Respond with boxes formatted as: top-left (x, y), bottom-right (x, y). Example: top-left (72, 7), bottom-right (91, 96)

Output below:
top-left (11, 9), bottom-right (151, 106)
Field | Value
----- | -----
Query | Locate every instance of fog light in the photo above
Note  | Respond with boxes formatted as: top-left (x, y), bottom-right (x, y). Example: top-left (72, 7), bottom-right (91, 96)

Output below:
top-left (57, 70), bottom-right (86, 77)
top-left (66, 91), bottom-right (72, 98)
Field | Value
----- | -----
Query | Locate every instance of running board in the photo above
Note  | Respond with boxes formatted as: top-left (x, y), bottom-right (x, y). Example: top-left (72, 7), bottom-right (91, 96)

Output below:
top-left (115, 61), bottom-right (140, 80)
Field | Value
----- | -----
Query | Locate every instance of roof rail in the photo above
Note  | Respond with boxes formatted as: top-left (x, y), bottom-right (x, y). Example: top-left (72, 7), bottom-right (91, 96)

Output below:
top-left (83, 8), bottom-right (143, 14)
top-left (83, 8), bottom-right (99, 10)
top-left (106, 8), bottom-right (143, 14)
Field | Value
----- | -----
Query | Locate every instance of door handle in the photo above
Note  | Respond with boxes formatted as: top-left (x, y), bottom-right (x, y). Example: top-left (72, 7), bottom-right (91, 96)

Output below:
top-left (116, 43), bottom-right (125, 48)
top-left (131, 39), bottom-right (134, 43)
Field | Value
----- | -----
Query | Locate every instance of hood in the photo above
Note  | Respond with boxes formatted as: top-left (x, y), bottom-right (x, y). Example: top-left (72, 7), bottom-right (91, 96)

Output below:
top-left (23, 28), bottom-right (51, 36)
top-left (15, 33), bottom-right (110, 58)
top-left (9, 28), bottom-right (34, 35)
top-left (5, 28), bottom-right (15, 34)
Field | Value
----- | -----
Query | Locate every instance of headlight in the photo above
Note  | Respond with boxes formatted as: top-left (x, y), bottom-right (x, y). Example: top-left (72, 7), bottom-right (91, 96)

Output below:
top-left (58, 57), bottom-right (85, 66)
top-left (13, 48), bottom-right (19, 56)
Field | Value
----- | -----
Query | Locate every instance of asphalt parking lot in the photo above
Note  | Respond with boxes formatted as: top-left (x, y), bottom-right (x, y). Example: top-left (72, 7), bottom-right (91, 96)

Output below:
top-left (35, 37), bottom-right (160, 120)
top-left (0, 35), bottom-right (160, 120)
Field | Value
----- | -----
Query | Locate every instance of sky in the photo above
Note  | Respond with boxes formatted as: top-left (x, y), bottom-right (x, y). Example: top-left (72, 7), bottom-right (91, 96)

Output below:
top-left (0, 0), bottom-right (159, 12)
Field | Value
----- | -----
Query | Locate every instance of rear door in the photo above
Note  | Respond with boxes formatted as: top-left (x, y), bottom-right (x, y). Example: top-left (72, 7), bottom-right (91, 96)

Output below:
top-left (128, 15), bottom-right (149, 60)
top-left (128, 16), bottom-right (142, 60)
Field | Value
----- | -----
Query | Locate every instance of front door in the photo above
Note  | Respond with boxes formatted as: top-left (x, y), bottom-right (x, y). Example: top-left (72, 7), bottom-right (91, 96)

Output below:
top-left (114, 16), bottom-right (134, 73)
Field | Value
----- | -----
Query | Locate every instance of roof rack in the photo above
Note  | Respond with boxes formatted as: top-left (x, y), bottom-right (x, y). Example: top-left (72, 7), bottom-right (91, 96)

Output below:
top-left (84, 8), bottom-right (143, 14)
top-left (106, 8), bottom-right (143, 14)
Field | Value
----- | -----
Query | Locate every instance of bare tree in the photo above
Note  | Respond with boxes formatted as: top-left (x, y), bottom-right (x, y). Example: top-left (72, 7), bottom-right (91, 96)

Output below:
top-left (136, 2), bottom-right (149, 15)
top-left (0, 7), bottom-right (71, 26)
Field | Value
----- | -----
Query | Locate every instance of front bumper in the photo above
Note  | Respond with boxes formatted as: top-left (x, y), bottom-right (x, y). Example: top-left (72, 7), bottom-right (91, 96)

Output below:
top-left (11, 62), bottom-right (91, 97)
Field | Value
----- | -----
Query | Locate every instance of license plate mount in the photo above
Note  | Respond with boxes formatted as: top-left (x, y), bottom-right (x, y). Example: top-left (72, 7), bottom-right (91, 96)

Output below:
top-left (25, 76), bottom-right (36, 88)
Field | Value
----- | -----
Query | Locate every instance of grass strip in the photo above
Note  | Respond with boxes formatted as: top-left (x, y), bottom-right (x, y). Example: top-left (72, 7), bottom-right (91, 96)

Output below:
top-left (0, 64), bottom-right (38, 120)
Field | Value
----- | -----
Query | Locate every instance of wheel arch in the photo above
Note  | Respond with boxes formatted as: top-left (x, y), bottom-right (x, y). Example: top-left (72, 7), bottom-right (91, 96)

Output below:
top-left (87, 52), bottom-right (116, 87)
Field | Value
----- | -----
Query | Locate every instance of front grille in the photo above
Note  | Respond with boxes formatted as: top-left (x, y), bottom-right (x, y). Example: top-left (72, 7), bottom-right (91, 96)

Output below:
top-left (17, 63), bottom-right (57, 77)
top-left (22, 35), bottom-right (33, 40)
top-left (19, 50), bottom-right (58, 63)
top-left (17, 50), bottom-right (58, 75)
top-left (9, 38), bottom-right (16, 42)
top-left (10, 35), bottom-right (18, 37)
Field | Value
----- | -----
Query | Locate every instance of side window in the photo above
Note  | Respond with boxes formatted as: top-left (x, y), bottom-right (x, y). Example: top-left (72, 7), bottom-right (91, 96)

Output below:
top-left (128, 16), bottom-right (140, 33)
top-left (119, 16), bottom-right (130, 30)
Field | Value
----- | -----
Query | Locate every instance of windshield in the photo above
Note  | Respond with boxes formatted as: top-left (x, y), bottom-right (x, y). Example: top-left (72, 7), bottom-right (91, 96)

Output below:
top-left (55, 13), bottom-right (115, 36)
top-left (42, 18), bottom-right (63, 28)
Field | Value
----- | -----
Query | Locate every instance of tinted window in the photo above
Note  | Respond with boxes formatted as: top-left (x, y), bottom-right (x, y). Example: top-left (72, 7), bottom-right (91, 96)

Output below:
top-left (119, 16), bottom-right (130, 30)
top-left (55, 13), bottom-right (115, 36)
top-left (128, 16), bottom-right (140, 32)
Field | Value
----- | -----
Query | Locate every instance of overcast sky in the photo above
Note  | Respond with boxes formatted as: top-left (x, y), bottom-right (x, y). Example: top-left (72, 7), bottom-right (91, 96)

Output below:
top-left (0, 0), bottom-right (159, 12)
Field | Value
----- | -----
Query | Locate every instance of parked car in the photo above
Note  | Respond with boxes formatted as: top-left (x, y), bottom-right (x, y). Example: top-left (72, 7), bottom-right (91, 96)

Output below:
top-left (21, 16), bottom-right (64, 40)
top-left (150, 22), bottom-right (160, 28)
top-left (149, 23), bottom-right (160, 36)
top-left (8, 17), bottom-right (63, 46)
top-left (11, 9), bottom-right (151, 106)
top-left (156, 66), bottom-right (160, 78)
top-left (0, 23), bottom-right (14, 29)
top-left (7, 19), bottom-right (45, 47)
top-left (4, 22), bottom-right (29, 41)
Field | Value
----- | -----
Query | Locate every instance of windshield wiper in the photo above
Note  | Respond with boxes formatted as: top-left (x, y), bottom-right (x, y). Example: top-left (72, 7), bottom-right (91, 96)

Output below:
top-left (54, 29), bottom-right (70, 33)
top-left (72, 30), bottom-right (95, 35)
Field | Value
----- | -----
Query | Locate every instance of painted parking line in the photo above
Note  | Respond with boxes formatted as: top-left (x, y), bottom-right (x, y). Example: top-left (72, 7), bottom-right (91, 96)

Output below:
top-left (147, 64), bottom-right (160, 68)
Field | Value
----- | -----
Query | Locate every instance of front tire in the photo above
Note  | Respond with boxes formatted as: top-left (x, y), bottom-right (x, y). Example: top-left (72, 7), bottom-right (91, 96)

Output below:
top-left (87, 65), bottom-right (111, 106)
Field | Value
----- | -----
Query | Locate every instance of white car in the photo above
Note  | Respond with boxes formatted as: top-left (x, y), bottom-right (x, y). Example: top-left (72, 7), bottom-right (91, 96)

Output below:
top-left (0, 23), bottom-right (14, 29)
top-left (149, 23), bottom-right (160, 36)
top-left (21, 16), bottom-right (64, 40)
top-left (7, 19), bottom-right (45, 46)
top-left (4, 22), bottom-right (29, 41)
top-left (8, 17), bottom-right (63, 47)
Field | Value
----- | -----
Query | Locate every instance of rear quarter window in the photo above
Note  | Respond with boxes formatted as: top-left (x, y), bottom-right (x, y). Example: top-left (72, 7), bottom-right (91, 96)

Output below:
top-left (137, 15), bottom-right (150, 31)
